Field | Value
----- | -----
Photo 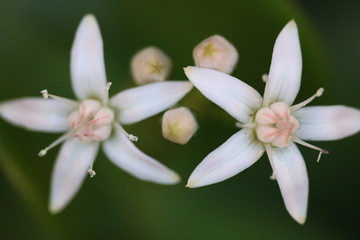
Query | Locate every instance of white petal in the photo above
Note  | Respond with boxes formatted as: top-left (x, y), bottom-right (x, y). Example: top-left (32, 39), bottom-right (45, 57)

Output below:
top-left (293, 105), bottom-right (360, 141)
top-left (0, 98), bottom-right (74, 132)
top-left (266, 143), bottom-right (308, 224)
top-left (263, 20), bottom-right (302, 106)
top-left (103, 126), bottom-right (180, 184)
top-left (71, 14), bottom-right (107, 101)
top-left (110, 81), bottom-right (193, 125)
top-left (184, 67), bottom-right (262, 123)
top-left (49, 138), bottom-right (99, 214)
top-left (187, 129), bottom-right (265, 188)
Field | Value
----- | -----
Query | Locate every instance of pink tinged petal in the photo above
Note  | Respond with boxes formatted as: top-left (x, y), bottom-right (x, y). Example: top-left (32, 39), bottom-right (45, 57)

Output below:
top-left (0, 98), bottom-right (74, 132)
top-left (49, 138), bottom-right (100, 214)
top-left (270, 102), bottom-right (290, 118)
top-left (256, 125), bottom-right (278, 143)
top-left (187, 129), bottom-right (265, 188)
top-left (110, 81), bottom-right (193, 125)
top-left (184, 67), bottom-right (262, 123)
top-left (293, 105), bottom-right (360, 141)
top-left (255, 107), bottom-right (276, 125)
top-left (263, 20), bottom-right (302, 106)
top-left (271, 132), bottom-right (291, 148)
top-left (71, 14), bottom-right (107, 101)
top-left (266, 143), bottom-right (308, 224)
top-left (103, 127), bottom-right (180, 184)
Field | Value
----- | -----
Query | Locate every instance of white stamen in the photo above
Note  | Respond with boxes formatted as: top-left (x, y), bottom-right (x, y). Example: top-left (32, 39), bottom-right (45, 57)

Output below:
top-left (262, 74), bottom-right (268, 83)
top-left (41, 89), bottom-right (49, 99)
top-left (38, 132), bottom-right (73, 157)
top-left (235, 122), bottom-right (254, 129)
top-left (40, 89), bottom-right (78, 106)
top-left (128, 134), bottom-right (138, 142)
top-left (106, 82), bottom-right (112, 91)
top-left (290, 88), bottom-right (324, 112)
top-left (292, 136), bottom-right (329, 162)
top-left (104, 82), bottom-right (112, 104)
top-left (88, 168), bottom-right (96, 178)
top-left (115, 123), bottom-right (139, 142)
top-left (270, 171), bottom-right (276, 180)
top-left (38, 149), bottom-right (48, 157)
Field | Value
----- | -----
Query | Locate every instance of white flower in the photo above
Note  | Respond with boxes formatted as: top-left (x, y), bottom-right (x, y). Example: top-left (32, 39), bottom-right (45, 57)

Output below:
top-left (0, 14), bottom-right (192, 214)
top-left (184, 20), bottom-right (360, 224)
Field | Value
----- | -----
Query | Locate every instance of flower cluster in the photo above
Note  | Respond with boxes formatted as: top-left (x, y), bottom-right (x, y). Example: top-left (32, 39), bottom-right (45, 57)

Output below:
top-left (0, 14), bottom-right (359, 225)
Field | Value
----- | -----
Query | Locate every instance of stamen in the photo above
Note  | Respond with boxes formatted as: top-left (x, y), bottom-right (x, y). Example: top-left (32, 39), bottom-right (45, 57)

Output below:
top-left (262, 74), bottom-right (268, 83)
top-left (88, 168), bottom-right (96, 178)
top-left (290, 88), bottom-right (324, 112)
top-left (269, 171), bottom-right (276, 180)
top-left (41, 89), bottom-right (49, 99)
top-left (128, 134), bottom-right (138, 142)
top-left (115, 123), bottom-right (139, 142)
top-left (106, 82), bottom-right (112, 91)
top-left (235, 122), bottom-right (254, 129)
top-left (40, 89), bottom-right (78, 106)
top-left (38, 132), bottom-right (73, 157)
top-left (264, 144), bottom-right (277, 181)
top-left (104, 82), bottom-right (112, 105)
top-left (292, 136), bottom-right (329, 162)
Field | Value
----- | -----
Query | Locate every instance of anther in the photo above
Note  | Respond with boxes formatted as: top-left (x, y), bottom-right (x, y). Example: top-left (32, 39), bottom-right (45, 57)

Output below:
top-left (38, 132), bottom-right (73, 157)
top-left (291, 88), bottom-right (325, 112)
top-left (317, 149), bottom-right (329, 162)
top-left (269, 171), bottom-right (276, 180)
top-left (262, 74), bottom-right (268, 83)
top-left (38, 149), bottom-right (48, 157)
top-left (292, 136), bottom-right (329, 162)
top-left (88, 168), bottom-right (96, 177)
top-left (41, 89), bottom-right (49, 99)
top-left (316, 88), bottom-right (324, 97)
top-left (40, 89), bottom-right (77, 105)
top-left (128, 134), bottom-right (138, 142)
top-left (106, 82), bottom-right (112, 91)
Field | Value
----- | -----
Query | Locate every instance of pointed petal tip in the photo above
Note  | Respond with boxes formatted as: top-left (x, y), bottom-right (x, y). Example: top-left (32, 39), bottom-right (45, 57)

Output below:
top-left (185, 181), bottom-right (197, 188)
top-left (183, 66), bottom-right (193, 74)
top-left (291, 213), bottom-right (306, 225)
top-left (285, 19), bottom-right (298, 31)
top-left (169, 173), bottom-right (181, 184)
top-left (82, 13), bottom-right (97, 23)
top-left (48, 203), bottom-right (62, 215)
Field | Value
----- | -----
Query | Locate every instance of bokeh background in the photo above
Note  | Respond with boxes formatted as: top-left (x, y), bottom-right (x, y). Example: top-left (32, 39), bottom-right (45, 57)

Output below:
top-left (0, 0), bottom-right (359, 239)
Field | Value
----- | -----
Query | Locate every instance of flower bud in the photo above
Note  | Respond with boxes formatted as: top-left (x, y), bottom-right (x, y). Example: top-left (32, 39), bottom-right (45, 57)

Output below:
top-left (131, 46), bottom-right (172, 85)
top-left (162, 107), bottom-right (198, 145)
top-left (193, 35), bottom-right (238, 74)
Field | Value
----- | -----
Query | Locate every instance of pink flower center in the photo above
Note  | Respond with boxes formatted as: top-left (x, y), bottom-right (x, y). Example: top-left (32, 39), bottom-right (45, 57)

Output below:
top-left (68, 99), bottom-right (114, 142)
top-left (255, 102), bottom-right (299, 147)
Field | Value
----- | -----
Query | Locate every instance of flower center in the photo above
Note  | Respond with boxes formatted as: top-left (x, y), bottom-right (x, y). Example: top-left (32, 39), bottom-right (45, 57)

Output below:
top-left (68, 99), bottom-right (114, 143)
top-left (255, 102), bottom-right (299, 148)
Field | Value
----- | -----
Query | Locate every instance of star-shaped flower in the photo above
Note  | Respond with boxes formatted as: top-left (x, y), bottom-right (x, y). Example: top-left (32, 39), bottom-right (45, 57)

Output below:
top-left (184, 20), bottom-right (360, 224)
top-left (0, 14), bottom-right (192, 213)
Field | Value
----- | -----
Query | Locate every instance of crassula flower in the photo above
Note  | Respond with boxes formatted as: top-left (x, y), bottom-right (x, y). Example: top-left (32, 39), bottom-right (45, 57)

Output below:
top-left (184, 21), bottom-right (360, 224)
top-left (131, 46), bottom-right (172, 85)
top-left (193, 35), bottom-right (238, 74)
top-left (0, 14), bottom-right (192, 213)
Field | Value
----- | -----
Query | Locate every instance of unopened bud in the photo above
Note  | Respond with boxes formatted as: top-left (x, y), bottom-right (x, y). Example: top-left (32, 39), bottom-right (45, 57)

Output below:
top-left (131, 46), bottom-right (172, 85)
top-left (162, 107), bottom-right (198, 145)
top-left (193, 35), bottom-right (238, 74)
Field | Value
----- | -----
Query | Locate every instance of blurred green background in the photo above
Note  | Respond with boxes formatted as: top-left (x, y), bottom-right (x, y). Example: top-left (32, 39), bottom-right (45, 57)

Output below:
top-left (0, 0), bottom-right (359, 239)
